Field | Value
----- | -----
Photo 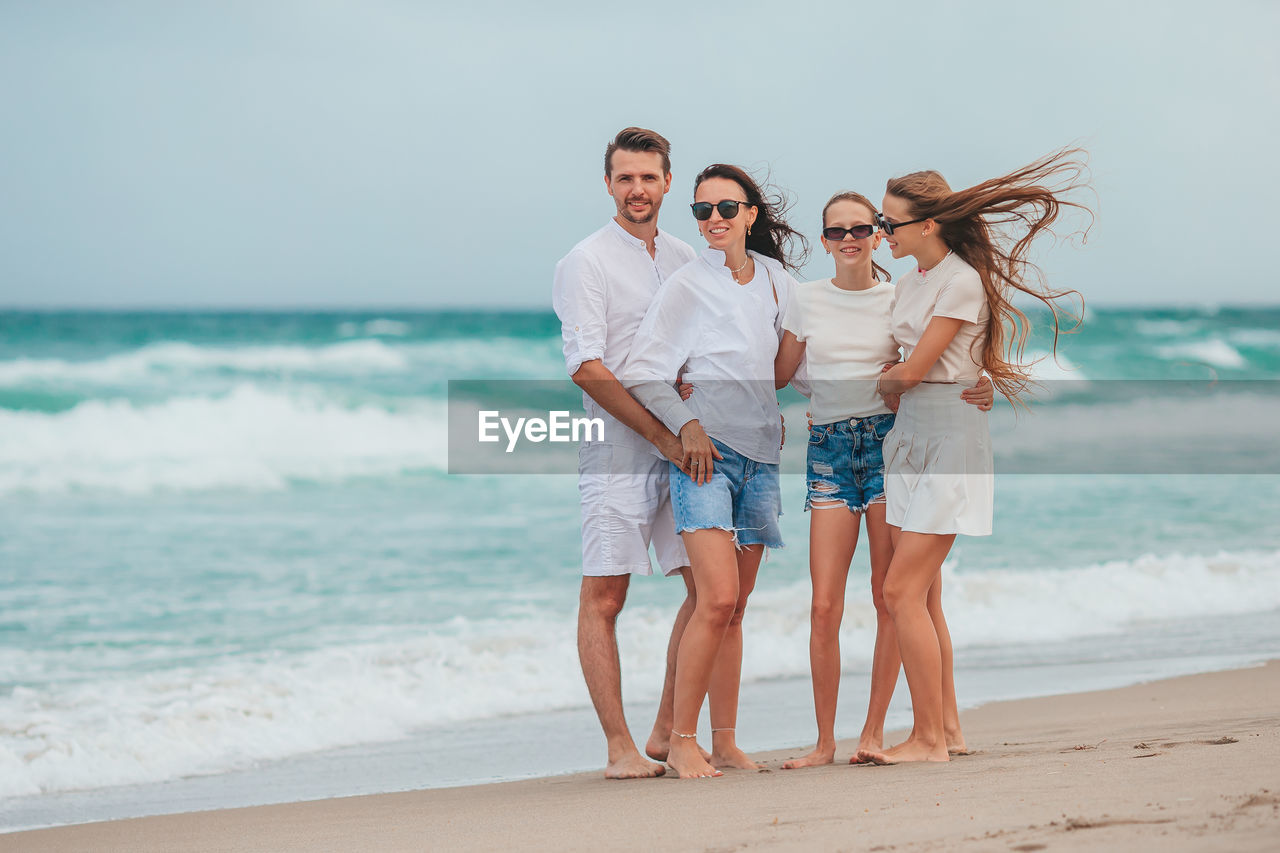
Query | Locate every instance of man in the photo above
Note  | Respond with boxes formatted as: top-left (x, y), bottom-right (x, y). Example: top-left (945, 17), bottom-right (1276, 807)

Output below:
top-left (552, 127), bottom-right (696, 779)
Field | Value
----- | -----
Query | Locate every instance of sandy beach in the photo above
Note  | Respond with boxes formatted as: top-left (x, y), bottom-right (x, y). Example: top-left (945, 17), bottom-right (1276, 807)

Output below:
top-left (7, 659), bottom-right (1278, 853)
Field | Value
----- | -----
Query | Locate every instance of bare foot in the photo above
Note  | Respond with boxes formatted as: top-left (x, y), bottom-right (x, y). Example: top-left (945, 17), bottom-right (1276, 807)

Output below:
top-left (862, 736), bottom-right (949, 765)
top-left (667, 738), bottom-right (722, 779)
top-left (604, 750), bottom-right (666, 779)
top-left (711, 744), bottom-right (761, 770)
top-left (855, 747), bottom-right (895, 766)
top-left (849, 738), bottom-right (881, 764)
top-left (946, 729), bottom-right (971, 755)
top-left (645, 729), bottom-right (712, 763)
top-left (782, 746), bottom-right (835, 769)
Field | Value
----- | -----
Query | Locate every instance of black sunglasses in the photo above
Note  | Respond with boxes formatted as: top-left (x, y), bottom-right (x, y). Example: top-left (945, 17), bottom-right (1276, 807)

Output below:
top-left (874, 211), bottom-right (929, 236)
top-left (822, 224), bottom-right (876, 241)
top-left (691, 199), bottom-right (754, 221)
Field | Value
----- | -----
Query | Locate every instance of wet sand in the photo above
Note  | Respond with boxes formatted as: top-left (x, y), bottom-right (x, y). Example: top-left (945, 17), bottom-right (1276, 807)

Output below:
top-left (8, 660), bottom-right (1279, 852)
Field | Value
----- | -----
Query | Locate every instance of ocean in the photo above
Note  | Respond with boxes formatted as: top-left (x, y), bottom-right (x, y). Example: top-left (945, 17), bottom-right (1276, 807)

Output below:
top-left (1, 307), bottom-right (1279, 830)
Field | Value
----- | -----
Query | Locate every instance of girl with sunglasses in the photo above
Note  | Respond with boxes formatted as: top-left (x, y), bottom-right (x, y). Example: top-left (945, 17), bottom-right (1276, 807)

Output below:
top-left (624, 164), bottom-right (806, 779)
top-left (773, 192), bottom-right (992, 770)
top-left (858, 150), bottom-right (1089, 765)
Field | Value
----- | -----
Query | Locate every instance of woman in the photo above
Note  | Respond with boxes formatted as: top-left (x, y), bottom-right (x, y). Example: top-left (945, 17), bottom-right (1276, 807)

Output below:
top-left (624, 164), bottom-right (806, 779)
top-left (774, 192), bottom-right (992, 769)
top-left (859, 150), bottom-right (1089, 764)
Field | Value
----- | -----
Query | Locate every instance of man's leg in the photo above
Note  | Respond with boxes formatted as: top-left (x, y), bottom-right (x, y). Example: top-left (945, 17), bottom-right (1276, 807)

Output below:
top-left (578, 573), bottom-right (665, 778)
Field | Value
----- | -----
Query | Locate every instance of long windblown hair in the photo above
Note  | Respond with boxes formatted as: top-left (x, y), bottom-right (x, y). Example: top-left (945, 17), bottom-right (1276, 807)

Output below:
top-left (822, 191), bottom-right (892, 283)
top-left (885, 148), bottom-right (1093, 402)
top-left (694, 164), bottom-right (809, 272)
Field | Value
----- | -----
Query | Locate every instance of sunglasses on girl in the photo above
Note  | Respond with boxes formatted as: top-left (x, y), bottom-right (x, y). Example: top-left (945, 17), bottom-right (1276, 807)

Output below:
top-left (874, 211), bottom-right (929, 236)
top-left (691, 199), bottom-right (754, 221)
top-left (821, 225), bottom-right (876, 241)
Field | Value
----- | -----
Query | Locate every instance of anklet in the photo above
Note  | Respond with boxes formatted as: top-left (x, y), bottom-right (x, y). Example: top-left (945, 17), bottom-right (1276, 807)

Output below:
top-left (671, 729), bottom-right (697, 739)
top-left (711, 727), bottom-right (735, 733)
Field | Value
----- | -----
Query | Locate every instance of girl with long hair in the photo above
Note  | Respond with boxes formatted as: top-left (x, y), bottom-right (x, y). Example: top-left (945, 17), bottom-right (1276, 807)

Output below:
top-left (774, 192), bottom-right (992, 769)
top-left (858, 149), bottom-right (1089, 764)
top-left (624, 164), bottom-right (806, 778)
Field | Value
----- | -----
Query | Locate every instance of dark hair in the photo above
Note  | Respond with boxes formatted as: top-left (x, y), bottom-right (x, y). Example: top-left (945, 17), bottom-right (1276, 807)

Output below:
top-left (694, 164), bottom-right (809, 272)
top-left (822, 191), bottom-right (892, 283)
top-left (885, 147), bottom-right (1092, 403)
top-left (604, 127), bottom-right (671, 177)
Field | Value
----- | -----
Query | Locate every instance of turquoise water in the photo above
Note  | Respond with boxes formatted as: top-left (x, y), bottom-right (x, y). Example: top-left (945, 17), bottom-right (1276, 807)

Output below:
top-left (1, 307), bottom-right (1278, 812)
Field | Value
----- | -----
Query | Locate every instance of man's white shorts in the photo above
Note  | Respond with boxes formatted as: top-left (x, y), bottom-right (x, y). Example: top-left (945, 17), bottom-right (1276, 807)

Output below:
top-left (577, 442), bottom-right (689, 577)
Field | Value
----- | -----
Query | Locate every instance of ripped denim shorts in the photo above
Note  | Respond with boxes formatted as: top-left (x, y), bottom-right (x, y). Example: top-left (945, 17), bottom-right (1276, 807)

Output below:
top-left (669, 437), bottom-right (783, 549)
top-left (805, 413), bottom-right (895, 514)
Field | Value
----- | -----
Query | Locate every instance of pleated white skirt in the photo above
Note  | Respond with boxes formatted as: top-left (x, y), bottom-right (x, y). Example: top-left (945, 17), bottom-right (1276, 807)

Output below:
top-left (883, 382), bottom-right (993, 536)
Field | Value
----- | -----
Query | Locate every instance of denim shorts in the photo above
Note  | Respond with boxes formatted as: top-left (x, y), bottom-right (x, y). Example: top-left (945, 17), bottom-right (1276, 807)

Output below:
top-left (805, 413), bottom-right (895, 513)
top-left (669, 438), bottom-right (783, 549)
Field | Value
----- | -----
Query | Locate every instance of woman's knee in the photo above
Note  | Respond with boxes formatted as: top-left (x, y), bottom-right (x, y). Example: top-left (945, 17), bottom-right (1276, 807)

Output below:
top-left (809, 597), bottom-right (844, 633)
top-left (727, 593), bottom-right (754, 627)
top-left (697, 591), bottom-right (738, 627)
top-left (881, 576), bottom-right (923, 618)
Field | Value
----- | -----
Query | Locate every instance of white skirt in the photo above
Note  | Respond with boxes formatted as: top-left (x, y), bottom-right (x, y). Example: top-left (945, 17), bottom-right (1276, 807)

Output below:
top-left (883, 382), bottom-right (993, 536)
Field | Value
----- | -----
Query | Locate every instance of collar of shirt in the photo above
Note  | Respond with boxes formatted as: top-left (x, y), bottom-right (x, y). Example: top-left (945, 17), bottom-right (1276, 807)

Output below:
top-left (700, 247), bottom-right (777, 281)
top-left (608, 218), bottom-right (667, 253)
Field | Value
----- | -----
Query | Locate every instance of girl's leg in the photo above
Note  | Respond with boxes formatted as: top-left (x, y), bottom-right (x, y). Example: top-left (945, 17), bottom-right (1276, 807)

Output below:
top-left (926, 573), bottom-right (968, 754)
top-left (853, 505), bottom-right (900, 760)
top-left (667, 528), bottom-right (740, 778)
top-left (858, 530), bottom-right (955, 764)
top-left (708, 544), bottom-right (765, 769)
top-left (646, 567), bottom-right (711, 763)
top-left (782, 505), bottom-right (860, 769)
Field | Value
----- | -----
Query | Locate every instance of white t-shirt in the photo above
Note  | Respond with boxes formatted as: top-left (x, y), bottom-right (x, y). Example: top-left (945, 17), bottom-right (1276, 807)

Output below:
top-left (890, 252), bottom-right (989, 384)
top-left (552, 220), bottom-right (697, 452)
top-left (623, 249), bottom-right (796, 464)
top-left (782, 279), bottom-right (899, 423)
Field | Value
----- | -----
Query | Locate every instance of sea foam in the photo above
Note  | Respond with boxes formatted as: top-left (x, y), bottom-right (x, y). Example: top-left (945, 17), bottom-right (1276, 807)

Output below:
top-left (1155, 339), bottom-right (1249, 370)
top-left (0, 384), bottom-right (447, 494)
top-left (2, 548), bottom-right (1277, 798)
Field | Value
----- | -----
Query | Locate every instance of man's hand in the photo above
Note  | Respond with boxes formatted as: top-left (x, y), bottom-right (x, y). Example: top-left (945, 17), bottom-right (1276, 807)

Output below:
top-left (679, 420), bottom-right (722, 485)
top-left (657, 433), bottom-right (685, 467)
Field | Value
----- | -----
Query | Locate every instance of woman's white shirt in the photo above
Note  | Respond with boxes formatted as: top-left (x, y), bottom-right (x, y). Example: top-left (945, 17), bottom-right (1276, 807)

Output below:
top-left (623, 248), bottom-right (795, 464)
top-left (890, 252), bottom-right (989, 384)
top-left (782, 279), bottom-right (898, 423)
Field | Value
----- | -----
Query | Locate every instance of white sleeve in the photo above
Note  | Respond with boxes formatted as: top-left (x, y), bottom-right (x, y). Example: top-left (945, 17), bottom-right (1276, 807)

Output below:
top-left (933, 268), bottom-right (985, 324)
top-left (778, 275), bottom-right (804, 341)
top-left (552, 250), bottom-right (607, 377)
top-left (622, 275), bottom-right (700, 434)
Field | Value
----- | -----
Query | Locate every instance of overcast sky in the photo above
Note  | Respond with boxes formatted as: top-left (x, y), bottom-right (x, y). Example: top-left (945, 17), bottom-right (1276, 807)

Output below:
top-left (1, 0), bottom-right (1276, 308)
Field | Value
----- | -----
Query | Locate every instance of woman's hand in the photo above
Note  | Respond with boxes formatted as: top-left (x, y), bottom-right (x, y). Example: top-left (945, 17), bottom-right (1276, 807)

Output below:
top-left (679, 419), bottom-right (722, 485)
top-left (676, 374), bottom-right (694, 401)
top-left (878, 362), bottom-right (903, 412)
top-left (876, 362), bottom-right (905, 398)
top-left (961, 375), bottom-right (995, 411)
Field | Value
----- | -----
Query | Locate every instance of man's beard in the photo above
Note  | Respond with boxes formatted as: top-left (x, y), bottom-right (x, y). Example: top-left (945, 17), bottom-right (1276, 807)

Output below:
top-left (619, 198), bottom-right (657, 224)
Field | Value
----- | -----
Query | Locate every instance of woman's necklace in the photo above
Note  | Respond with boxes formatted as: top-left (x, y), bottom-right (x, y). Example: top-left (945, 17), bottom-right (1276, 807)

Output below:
top-left (730, 255), bottom-right (751, 283)
top-left (918, 250), bottom-right (953, 277)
